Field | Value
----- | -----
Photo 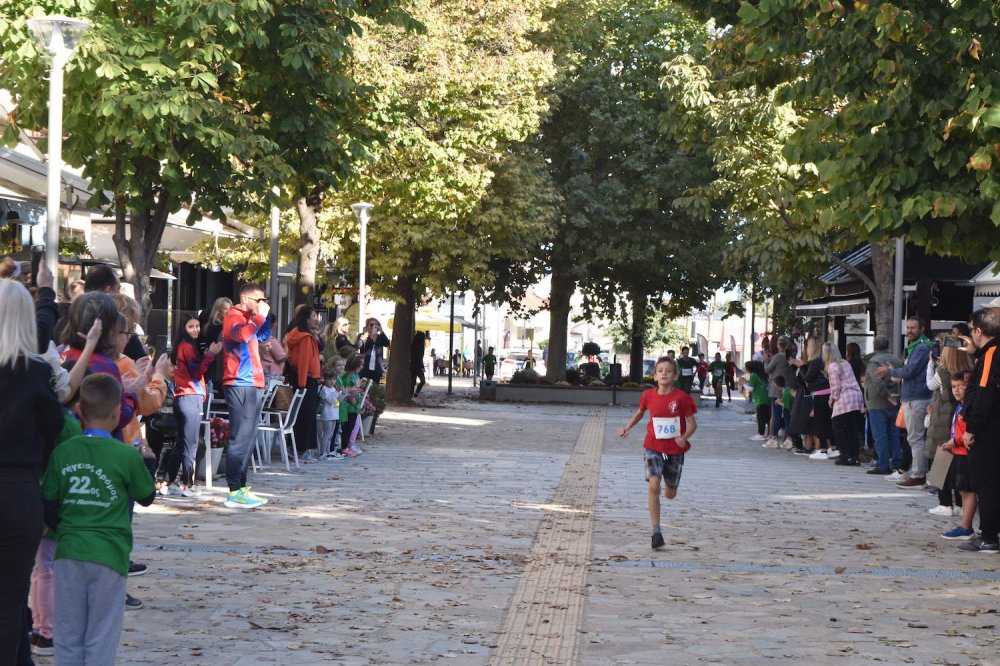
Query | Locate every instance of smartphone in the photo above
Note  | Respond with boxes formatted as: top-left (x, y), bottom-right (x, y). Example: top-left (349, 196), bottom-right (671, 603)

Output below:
top-left (944, 336), bottom-right (964, 348)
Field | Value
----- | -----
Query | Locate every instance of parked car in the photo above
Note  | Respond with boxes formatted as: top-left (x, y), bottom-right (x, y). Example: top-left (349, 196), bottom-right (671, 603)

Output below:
top-left (498, 349), bottom-right (547, 382)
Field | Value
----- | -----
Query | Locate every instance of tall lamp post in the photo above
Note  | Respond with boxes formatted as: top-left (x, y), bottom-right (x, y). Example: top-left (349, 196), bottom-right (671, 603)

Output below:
top-left (27, 15), bottom-right (90, 293)
top-left (350, 202), bottom-right (373, 336)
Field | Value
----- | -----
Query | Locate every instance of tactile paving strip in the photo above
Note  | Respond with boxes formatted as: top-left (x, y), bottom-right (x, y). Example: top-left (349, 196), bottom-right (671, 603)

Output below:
top-left (489, 408), bottom-right (606, 666)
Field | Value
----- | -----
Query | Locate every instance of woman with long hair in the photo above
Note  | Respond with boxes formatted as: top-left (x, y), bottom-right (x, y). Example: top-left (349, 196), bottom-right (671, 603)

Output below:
top-left (199, 297), bottom-right (232, 396)
top-left (791, 336), bottom-right (836, 458)
top-left (925, 335), bottom-right (974, 515)
top-left (823, 342), bottom-right (865, 466)
top-left (164, 313), bottom-right (222, 496)
top-left (286, 305), bottom-right (323, 461)
top-left (410, 331), bottom-right (427, 398)
top-left (0, 279), bottom-right (64, 660)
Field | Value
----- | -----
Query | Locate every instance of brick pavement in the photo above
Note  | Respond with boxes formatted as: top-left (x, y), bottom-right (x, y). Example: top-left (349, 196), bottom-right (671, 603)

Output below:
top-left (30, 392), bottom-right (1000, 665)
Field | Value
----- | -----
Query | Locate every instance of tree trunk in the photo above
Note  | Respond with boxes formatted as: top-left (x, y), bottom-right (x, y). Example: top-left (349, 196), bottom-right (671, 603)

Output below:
top-left (629, 293), bottom-right (647, 382)
top-left (870, 241), bottom-right (895, 338)
top-left (386, 275), bottom-right (416, 404)
top-left (294, 190), bottom-right (322, 307)
top-left (112, 191), bottom-right (170, 328)
top-left (545, 266), bottom-right (574, 383)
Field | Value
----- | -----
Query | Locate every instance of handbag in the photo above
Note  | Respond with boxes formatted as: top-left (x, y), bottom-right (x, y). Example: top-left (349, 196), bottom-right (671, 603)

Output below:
top-left (272, 384), bottom-right (294, 411)
top-left (895, 403), bottom-right (906, 429)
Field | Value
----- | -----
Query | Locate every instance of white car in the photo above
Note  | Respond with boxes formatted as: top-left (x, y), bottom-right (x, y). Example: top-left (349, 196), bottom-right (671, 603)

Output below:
top-left (497, 350), bottom-right (547, 382)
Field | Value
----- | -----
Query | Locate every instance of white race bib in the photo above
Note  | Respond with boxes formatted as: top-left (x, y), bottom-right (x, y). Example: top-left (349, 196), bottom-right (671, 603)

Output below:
top-left (652, 416), bottom-right (681, 439)
top-left (680, 368), bottom-right (693, 376)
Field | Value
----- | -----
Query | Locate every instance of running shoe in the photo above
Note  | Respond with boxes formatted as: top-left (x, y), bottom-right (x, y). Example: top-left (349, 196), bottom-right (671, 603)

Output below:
top-left (30, 634), bottom-right (54, 656)
top-left (826, 449), bottom-right (841, 459)
top-left (224, 488), bottom-right (265, 510)
top-left (928, 505), bottom-right (957, 517)
top-left (808, 450), bottom-right (829, 460)
top-left (127, 561), bottom-right (147, 577)
top-left (762, 438), bottom-right (779, 449)
top-left (941, 526), bottom-right (975, 540)
top-left (651, 532), bottom-right (665, 550)
top-left (750, 434), bottom-right (768, 441)
top-left (957, 536), bottom-right (999, 553)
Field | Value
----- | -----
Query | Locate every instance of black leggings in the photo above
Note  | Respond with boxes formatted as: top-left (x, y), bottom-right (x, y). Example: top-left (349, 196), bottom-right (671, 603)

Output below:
top-left (411, 366), bottom-right (426, 397)
top-left (341, 412), bottom-right (359, 452)
top-left (0, 469), bottom-right (42, 664)
top-left (831, 410), bottom-right (864, 459)
top-left (756, 404), bottom-right (772, 436)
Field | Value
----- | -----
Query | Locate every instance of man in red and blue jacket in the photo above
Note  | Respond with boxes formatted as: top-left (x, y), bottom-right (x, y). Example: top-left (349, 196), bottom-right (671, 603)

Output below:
top-left (221, 285), bottom-right (269, 510)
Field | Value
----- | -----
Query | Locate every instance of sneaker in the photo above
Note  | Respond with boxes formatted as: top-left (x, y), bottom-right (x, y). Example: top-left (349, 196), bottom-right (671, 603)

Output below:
top-left (808, 450), bottom-right (829, 460)
top-left (342, 448), bottom-right (358, 458)
top-left (350, 447), bottom-right (364, 456)
top-left (301, 451), bottom-right (317, 462)
top-left (928, 505), bottom-right (957, 517)
top-left (168, 484), bottom-right (184, 496)
top-left (157, 483), bottom-right (171, 496)
top-left (180, 487), bottom-right (202, 498)
top-left (896, 477), bottom-right (926, 489)
top-left (826, 449), bottom-right (841, 459)
top-left (762, 438), bottom-right (779, 449)
top-left (31, 634), bottom-right (54, 656)
top-left (242, 486), bottom-right (268, 505)
top-left (125, 593), bottom-right (143, 610)
top-left (780, 439), bottom-right (794, 450)
top-left (957, 536), bottom-right (1000, 553)
top-left (750, 434), bottom-right (768, 441)
top-left (651, 532), bottom-right (665, 550)
top-left (127, 561), bottom-right (147, 577)
top-left (866, 467), bottom-right (891, 475)
top-left (324, 451), bottom-right (345, 460)
top-left (834, 457), bottom-right (860, 466)
top-left (941, 526), bottom-right (975, 540)
top-left (884, 470), bottom-right (906, 481)
top-left (792, 448), bottom-right (811, 455)
top-left (224, 488), bottom-right (265, 510)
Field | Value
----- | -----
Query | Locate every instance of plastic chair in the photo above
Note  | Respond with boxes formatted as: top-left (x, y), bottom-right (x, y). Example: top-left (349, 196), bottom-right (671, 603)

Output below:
top-left (257, 388), bottom-right (305, 471)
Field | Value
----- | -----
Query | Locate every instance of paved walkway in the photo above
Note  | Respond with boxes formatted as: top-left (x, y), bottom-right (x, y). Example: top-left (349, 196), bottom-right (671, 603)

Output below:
top-left (35, 391), bottom-right (999, 665)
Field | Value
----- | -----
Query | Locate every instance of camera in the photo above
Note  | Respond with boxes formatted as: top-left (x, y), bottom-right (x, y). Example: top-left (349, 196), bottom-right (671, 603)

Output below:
top-left (943, 336), bottom-right (964, 348)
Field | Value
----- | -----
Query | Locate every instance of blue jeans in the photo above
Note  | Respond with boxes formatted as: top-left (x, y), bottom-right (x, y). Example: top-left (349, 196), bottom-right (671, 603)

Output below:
top-left (868, 407), bottom-right (901, 470)
top-left (166, 394), bottom-right (203, 486)
top-left (223, 386), bottom-right (262, 492)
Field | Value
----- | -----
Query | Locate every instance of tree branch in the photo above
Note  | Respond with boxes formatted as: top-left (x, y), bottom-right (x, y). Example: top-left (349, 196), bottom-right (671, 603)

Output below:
top-left (828, 251), bottom-right (878, 294)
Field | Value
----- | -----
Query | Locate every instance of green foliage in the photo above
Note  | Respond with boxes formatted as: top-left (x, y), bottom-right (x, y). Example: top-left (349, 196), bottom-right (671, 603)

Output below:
top-left (670, 0), bottom-right (1000, 266)
top-left (607, 311), bottom-right (688, 355)
top-left (539, 0), bottom-right (729, 321)
top-left (323, 0), bottom-right (557, 301)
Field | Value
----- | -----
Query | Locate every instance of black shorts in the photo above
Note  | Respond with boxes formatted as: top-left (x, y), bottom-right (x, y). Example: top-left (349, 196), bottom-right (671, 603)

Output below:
top-left (644, 450), bottom-right (684, 489)
top-left (952, 455), bottom-right (973, 493)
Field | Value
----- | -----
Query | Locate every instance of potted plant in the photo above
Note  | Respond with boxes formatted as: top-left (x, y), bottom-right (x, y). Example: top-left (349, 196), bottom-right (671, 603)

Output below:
top-left (367, 383), bottom-right (387, 433)
top-left (197, 417), bottom-right (228, 481)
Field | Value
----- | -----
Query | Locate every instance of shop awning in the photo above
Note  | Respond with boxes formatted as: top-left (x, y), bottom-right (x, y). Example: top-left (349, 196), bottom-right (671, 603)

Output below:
top-left (794, 296), bottom-right (870, 317)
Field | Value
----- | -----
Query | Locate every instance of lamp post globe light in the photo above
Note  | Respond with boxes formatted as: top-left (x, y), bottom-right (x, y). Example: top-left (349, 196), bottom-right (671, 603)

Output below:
top-left (26, 15), bottom-right (91, 292)
top-left (350, 202), bottom-right (373, 337)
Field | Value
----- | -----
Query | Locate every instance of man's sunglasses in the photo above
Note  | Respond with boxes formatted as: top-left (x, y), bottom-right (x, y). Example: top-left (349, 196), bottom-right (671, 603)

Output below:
top-left (251, 297), bottom-right (269, 303)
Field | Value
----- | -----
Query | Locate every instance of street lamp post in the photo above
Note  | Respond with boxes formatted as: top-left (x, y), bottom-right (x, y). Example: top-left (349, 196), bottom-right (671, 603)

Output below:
top-left (27, 15), bottom-right (90, 293)
top-left (350, 202), bottom-right (373, 336)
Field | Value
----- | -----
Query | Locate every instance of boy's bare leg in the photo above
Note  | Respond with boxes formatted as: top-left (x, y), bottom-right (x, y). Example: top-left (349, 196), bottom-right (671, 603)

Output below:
top-left (663, 485), bottom-right (677, 500)
top-left (647, 477), bottom-right (661, 527)
top-left (960, 492), bottom-right (977, 531)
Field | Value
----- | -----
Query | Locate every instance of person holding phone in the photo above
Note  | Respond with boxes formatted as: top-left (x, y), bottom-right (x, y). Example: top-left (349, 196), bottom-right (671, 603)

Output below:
top-left (356, 317), bottom-right (390, 383)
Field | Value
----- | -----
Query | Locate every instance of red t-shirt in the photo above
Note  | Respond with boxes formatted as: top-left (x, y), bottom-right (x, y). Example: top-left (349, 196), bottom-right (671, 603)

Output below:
top-left (952, 407), bottom-right (968, 456)
top-left (640, 387), bottom-right (698, 454)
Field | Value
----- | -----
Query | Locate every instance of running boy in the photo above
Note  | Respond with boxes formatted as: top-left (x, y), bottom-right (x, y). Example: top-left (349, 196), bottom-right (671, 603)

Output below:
top-left (619, 356), bottom-right (698, 550)
top-left (41, 374), bottom-right (155, 664)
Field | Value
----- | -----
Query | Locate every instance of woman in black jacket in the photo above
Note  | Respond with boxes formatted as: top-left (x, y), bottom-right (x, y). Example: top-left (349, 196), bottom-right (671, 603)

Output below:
top-left (0, 278), bottom-right (64, 661)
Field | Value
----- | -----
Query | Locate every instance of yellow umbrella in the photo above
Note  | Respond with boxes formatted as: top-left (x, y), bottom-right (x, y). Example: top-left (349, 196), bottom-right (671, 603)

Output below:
top-left (387, 311), bottom-right (462, 333)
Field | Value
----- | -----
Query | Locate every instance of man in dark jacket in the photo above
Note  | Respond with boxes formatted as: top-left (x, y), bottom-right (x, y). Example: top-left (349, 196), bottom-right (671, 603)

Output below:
top-left (960, 307), bottom-right (1000, 553)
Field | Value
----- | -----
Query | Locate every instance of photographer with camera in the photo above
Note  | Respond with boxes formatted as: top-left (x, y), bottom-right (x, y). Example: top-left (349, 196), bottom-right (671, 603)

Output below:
top-left (356, 317), bottom-right (391, 384)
